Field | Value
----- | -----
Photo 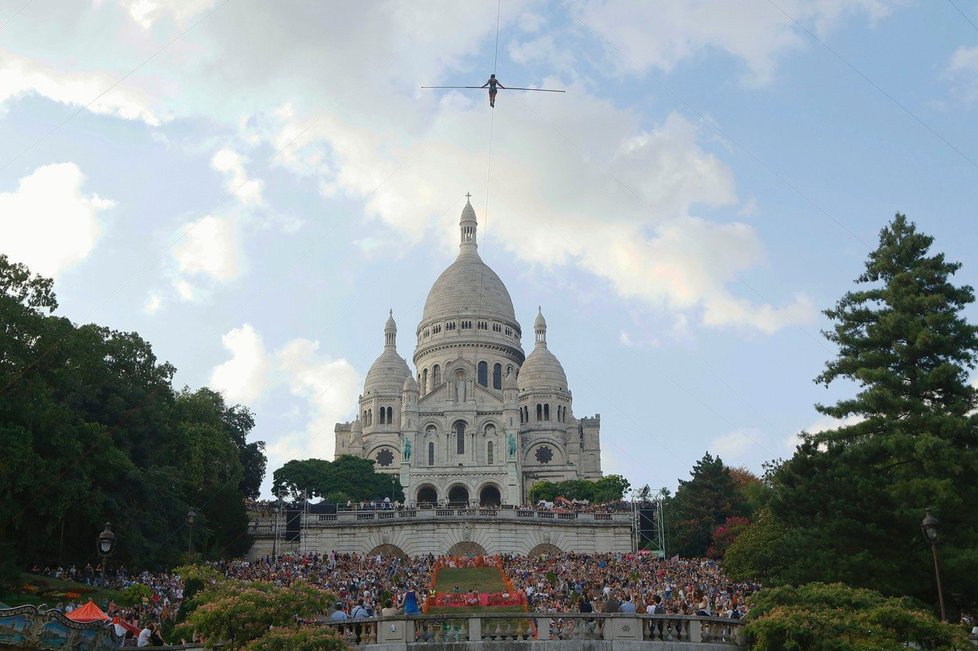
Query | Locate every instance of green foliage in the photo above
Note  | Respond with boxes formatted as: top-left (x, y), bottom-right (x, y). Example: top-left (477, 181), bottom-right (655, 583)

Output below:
top-left (527, 474), bottom-right (630, 504)
top-left (765, 215), bottom-right (978, 612)
top-left (722, 508), bottom-right (788, 583)
top-left (272, 455), bottom-right (403, 502)
top-left (666, 453), bottom-right (746, 557)
top-left (174, 574), bottom-right (336, 648)
top-left (745, 583), bottom-right (966, 651)
top-left (245, 626), bottom-right (347, 651)
top-left (0, 255), bottom-right (266, 572)
top-left (121, 582), bottom-right (153, 605)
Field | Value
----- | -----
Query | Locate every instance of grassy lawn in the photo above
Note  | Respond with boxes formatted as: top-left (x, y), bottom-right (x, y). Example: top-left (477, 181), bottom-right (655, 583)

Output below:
top-left (0, 573), bottom-right (126, 608)
top-left (434, 567), bottom-right (508, 594)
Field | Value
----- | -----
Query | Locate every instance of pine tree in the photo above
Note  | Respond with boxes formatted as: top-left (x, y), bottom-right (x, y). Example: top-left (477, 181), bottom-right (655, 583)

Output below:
top-left (769, 214), bottom-right (978, 612)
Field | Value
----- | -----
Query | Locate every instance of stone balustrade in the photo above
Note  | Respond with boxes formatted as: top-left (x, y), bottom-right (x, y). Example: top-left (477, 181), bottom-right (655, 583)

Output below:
top-left (323, 613), bottom-right (746, 649)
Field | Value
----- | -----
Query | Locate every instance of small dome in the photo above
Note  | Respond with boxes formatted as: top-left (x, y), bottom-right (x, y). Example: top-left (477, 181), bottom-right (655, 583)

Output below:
top-left (363, 313), bottom-right (411, 395)
top-left (352, 418), bottom-right (363, 433)
top-left (518, 346), bottom-right (568, 392)
top-left (403, 375), bottom-right (419, 392)
top-left (518, 307), bottom-right (568, 392)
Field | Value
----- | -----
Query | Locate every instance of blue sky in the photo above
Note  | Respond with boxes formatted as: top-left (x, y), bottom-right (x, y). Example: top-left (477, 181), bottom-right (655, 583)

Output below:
top-left (2, 0), bottom-right (978, 497)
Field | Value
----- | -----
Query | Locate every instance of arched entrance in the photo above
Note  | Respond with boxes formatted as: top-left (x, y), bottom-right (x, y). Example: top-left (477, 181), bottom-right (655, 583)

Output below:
top-left (447, 541), bottom-right (487, 557)
top-left (416, 484), bottom-right (438, 505)
top-left (447, 485), bottom-right (469, 507)
top-left (527, 543), bottom-right (563, 558)
top-left (479, 484), bottom-right (501, 507)
top-left (366, 544), bottom-right (409, 560)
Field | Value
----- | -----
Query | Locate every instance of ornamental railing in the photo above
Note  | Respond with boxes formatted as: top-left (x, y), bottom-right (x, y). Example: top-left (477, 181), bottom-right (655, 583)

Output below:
top-left (320, 613), bottom-right (745, 648)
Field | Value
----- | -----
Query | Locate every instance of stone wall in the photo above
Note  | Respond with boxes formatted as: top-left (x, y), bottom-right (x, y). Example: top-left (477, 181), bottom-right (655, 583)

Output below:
top-left (247, 507), bottom-right (634, 558)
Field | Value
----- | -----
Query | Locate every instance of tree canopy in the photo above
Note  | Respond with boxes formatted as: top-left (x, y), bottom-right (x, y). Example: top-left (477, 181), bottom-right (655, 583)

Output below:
top-left (665, 453), bottom-right (752, 558)
top-left (527, 474), bottom-right (631, 504)
top-left (745, 582), bottom-right (966, 651)
top-left (0, 255), bottom-right (266, 579)
top-left (730, 215), bottom-right (978, 614)
top-left (272, 455), bottom-right (404, 503)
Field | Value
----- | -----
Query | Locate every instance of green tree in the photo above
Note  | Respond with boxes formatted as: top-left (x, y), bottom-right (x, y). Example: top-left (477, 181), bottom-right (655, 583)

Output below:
top-left (527, 475), bottom-right (631, 504)
top-left (745, 582), bottom-right (966, 651)
top-left (173, 566), bottom-right (340, 649)
top-left (0, 256), bottom-right (265, 573)
top-left (667, 452), bottom-right (742, 557)
top-left (273, 455), bottom-right (403, 502)
top-left (722, 508), bottom-right (787, 582)
top-left (765, 215), bottom-right (978, 612)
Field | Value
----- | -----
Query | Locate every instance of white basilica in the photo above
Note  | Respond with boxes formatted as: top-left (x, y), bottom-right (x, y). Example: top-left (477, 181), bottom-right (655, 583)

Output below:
top-left (334, 198), bottom-right (602, 506)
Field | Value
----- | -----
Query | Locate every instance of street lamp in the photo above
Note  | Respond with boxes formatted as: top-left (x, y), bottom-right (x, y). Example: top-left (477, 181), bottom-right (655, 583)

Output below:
top-left (96, 523), bottom-right (115, 581)
top-left (921, 508), bottom-right (946, 622)
top-left (187, 509), bottom-right (197, 555)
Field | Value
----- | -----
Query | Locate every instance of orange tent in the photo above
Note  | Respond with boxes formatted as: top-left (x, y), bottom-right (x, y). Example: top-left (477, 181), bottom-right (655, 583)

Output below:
top-left (65, 600), bottom-right (110, 623)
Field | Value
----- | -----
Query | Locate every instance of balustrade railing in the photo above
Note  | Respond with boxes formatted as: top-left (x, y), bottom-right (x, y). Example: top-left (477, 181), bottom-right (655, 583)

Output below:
top-left (322, 613), bottom-right (745, 647)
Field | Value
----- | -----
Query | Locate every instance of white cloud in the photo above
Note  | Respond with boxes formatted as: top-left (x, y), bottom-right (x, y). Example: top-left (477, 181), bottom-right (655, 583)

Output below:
top-left (211, 146), bottom-right (264, 206)
top-left (173, 278), bottom-right (198, 302)
top-left (210, 324), bottom-right (271, 405)
top-left (570, 0), bottom-right (901, 84)
top-left (258, 97), bottom-right (813, 333)
top-left (276, 338), bottom-right (361, 459)
top-left (0, 162), bottom-right (114, 278)
top-left (171, 214), bottom-right (242, 283)
top-left (116, 0), bottom-right (218, 29)
top-left (944, 45), bottom-right (978, 104)
top-left (787, 414), bottom-right (866, 449)
top-left (709, 427), bottom-right (761, 461)
top-left (143, 292), bottom-right (163, 314)
top-left (0, 48), bottom-right (163, 125)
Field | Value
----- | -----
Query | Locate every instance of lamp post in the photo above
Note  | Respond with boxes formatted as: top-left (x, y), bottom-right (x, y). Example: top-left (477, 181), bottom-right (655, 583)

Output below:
top-left (187, 509), bottom-right (197, 555)
top-left (96, 522), bottom-right (116, 582)
top-left (921, 508), bottom-right (946, 622)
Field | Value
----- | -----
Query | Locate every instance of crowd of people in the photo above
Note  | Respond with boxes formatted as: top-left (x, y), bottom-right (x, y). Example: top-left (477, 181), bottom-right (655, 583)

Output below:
top-left (33, 551), bottom-right (754, 646)
top-left (500, 553), bottom-right (757, 618)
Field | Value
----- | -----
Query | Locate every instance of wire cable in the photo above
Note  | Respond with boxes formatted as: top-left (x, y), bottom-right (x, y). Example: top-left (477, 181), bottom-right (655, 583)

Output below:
top-left (947, 0), bottom-right (978, 34)
top-left (766, 0), bottom-right (978, 170)
top-left (492, 0), bottom-right (502, 74)
top-left (1, 0), bottom-right (231, 171)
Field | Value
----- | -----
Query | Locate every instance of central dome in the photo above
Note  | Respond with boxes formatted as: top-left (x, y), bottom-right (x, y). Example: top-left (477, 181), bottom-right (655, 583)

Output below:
top-left (421, 256), bottom-right (517, 324)
top-left (419, 199), bottom-right (517, 326)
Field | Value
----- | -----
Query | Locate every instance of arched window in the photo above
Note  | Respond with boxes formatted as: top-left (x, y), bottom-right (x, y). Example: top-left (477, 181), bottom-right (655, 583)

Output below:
top-left (428, 441), bottom-right (435, 466)
top-left (379, 408), bottom-right (386, 425)
top-left (433, 364), bottom-right (441, 387)
top-left (367, 409), bottom-right (373, 426)
top-left (536, 404), bottom-right (542, 421)
top-left (421, 369), bottom-right (428, 395)
top-left (487, 441), bottom-right (494, 465)
top-left (523, 406), bottom-right (529, 423)
top-left (478, 361), bottom-right (488, 387)
top-left (492, 363), bottom-right (502, 389)
top-left (456, 421), bottom-right (466, 455)
top-left (544, 404), bottom-right (550, 421)
top-left (387, 406), bottom-right (393, 424)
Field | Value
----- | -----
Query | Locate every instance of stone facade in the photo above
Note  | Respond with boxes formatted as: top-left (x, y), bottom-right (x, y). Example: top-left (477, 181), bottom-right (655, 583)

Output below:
top-left (335, 198), bottom-right (602, 506)
top-left (248, 508), bottom-right (632, 558)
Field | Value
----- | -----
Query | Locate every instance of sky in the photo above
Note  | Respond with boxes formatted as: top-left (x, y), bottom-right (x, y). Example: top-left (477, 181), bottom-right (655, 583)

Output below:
top-left (2, 0), bottom-right (978, 498)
